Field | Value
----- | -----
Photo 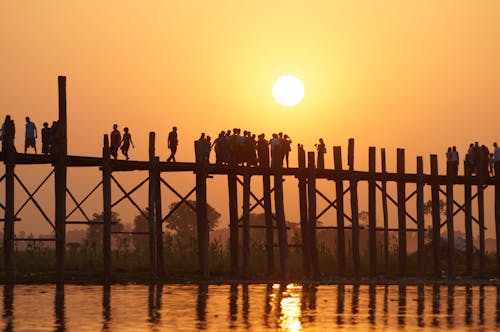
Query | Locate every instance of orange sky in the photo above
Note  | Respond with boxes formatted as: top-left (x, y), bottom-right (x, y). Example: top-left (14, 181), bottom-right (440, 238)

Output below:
top-left (1, 1), bottom-right (499, 237)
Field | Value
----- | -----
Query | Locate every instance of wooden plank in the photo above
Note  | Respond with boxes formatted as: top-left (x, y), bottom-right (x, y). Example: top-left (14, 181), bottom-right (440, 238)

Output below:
top-left (148, 133), bottom-right (157, 279)
top-left (381, 148), bottom-right (389, 274)
top-left (478, 157), bottom-right (485, 277)
top-left (348, 139), bottom-right (360, 278)
top-left (3, 115), bottom-right (16, 283)
top-left (307, 151), bottom-right (319, 277)
top-left (194, 140), bottom-right (209, 278)
top-left (430, 154), bottom-right (441, 277)
top-left (464, 161), bottom-right (473, 275)
top-left (155, 156), bottom-right (164, 278)
top-left (55, 75), bottom-right (67, 284)
top-left (228, 172), bottom-right (239, 275)
top-left (495, 161), bottom-right (500, 277)
top-left (333, 146), bottom-right (345, 276)
top-left (274, 171), bottom-right (289, 279)
top-left (446, 158), bottom-right (455, 278)
top-left (397, 148), bottom-right (406, 276)
top-left (368, 146), bottom-right (377, 277)
top-left (297, 145), bottom-right (310, 276)
top-left (416, 156), bottom-right (425, 277)
top-left (242, 166), bottom-right (251, 278)
top-left (102, 135), bottom-right (112, 283)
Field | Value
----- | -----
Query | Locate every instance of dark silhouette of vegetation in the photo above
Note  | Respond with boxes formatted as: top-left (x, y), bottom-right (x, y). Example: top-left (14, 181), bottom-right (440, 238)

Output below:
top-left (85, 212), bottom-right (123, 252)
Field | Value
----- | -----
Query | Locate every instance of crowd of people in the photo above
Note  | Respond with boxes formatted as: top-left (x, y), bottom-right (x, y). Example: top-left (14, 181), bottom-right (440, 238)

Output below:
top-left (459, 141), bottom-right (500, 176)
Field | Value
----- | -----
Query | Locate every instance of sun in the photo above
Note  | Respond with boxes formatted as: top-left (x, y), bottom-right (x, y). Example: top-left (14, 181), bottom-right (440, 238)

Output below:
top-left (272, 75), bottom-right (304, 107)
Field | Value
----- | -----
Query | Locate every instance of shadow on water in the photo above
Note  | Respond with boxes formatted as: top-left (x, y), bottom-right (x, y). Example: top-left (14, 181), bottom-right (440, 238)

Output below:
top-left (3, 283), bottom-right (500, 331)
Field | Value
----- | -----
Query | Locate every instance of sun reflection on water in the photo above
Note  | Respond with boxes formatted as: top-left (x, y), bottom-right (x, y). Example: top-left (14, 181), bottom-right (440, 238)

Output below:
top-left (277, 284), bottom-right (303, 332)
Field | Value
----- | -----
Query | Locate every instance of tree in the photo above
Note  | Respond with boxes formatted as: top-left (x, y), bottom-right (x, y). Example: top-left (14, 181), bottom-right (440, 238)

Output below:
top-left (165, 200), bottom-right (221, 243)
top-left (423, 199), bottom-right (447, 217)
top-left (85, 211), bottom-right (123, 252)
top-left (132, 210), bottom-right (148, 253)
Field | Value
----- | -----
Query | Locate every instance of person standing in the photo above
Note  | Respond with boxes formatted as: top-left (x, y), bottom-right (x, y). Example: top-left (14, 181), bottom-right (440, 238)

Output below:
top-left (1, 115), bottom-right (15, 153)
top-left (167, 126), bottom-right (178, 162)
top-left (270, 133), bottom-right (282, 168)
top-left (24, 116), bottom-right (37, 154)
top-left (41, 122), bottom-right (50, 155)
top-left (110, 124), bottom-right (121, 159)
top-left (283, 134), bottom-right (292, 168)
top-left (316, 138), bottom-right (326, 169)
top-left (120, 127), bottom-right (134, 160)
top-left (493, 142), bottom-right (500, 177)
top-left (257, 134), bottom-right (269, 167)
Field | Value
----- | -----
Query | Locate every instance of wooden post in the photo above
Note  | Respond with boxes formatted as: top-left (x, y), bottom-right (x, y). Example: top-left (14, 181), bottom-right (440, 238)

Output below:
top-left (430, 154), bottom-right (441, 277)
top-left (148, 133), bottom-right (157, 279)
top-left (102, 135), bottom-right (112, 283)
top-left (416, 156), bottom-right (425, 276)
top-left (348, 139), bottom-right (360, 278)
top-left (396, 148), bottom-right (406, 276)
top-left (55, 75), bottom-right (68, 284)
top-left (274, 171), bottom-right (289, 279)
top-left (195, 140), bottom-right (209, 278)
top-left (446, 160), bottom-right (455, 278)
top-left (155, 156), bottom-right (164, 278)
top-left (333, 146), bottom-right (345, 276)
top-left (464, 161), bottom-right (473, 275)
top-left (242, 166), bottom-right (251, 278)
top-left (368, 147), bottom-right (377, 277)
top-left (3, 115), bottom-right (16, 283)
top-left (381, 148), bottom-right (389, 274)
top-left (298, 145), bottom-right (310, 276)
top-left (263, 172), bottom-right (274, 275)
top-left (478, 158), bottom-right (485, 277)
top-left (307, 152), bottom-right (319, 277)
top-left (228, 172), bottom-right (239, 275)
top-left (495, 161), bottom-right (500, 277)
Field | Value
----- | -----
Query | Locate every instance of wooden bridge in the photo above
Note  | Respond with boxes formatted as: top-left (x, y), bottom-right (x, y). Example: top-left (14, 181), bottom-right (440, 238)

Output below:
top-left (2, 76), bottom-right (500, 283)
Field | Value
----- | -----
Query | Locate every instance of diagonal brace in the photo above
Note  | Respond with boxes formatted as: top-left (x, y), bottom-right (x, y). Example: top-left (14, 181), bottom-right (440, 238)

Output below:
top-left (66, 181), bottom-right (102, 219)
top-left (111, 174), bottom-right (147, 218)
top-left (14, 173), bottom-right (55, 229)
top-left (162, 186), bottom-right (196, 223)
top-left (66, 188), bottom-right (91, 222)
top-left (316, 187), bottom-right (350, 220)
top-left (111, 177), bottom-right (148, 208)
top-left (15, 170), bottom-right (54, 217)
top-left (316, 188), bottom-right (352, 222)
top-left (160, 177), bottom-right (196, 212)
top-left (375, 183), bottom-right (418, 224)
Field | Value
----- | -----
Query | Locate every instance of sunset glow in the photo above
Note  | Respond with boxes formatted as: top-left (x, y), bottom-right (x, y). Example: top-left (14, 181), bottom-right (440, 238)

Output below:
top-left (272, 75), bottom-right (304, 107)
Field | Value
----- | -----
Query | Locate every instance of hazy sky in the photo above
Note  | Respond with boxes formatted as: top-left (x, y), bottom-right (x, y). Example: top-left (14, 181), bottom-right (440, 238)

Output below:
top-left (1, 1), bottom-right (499, 236)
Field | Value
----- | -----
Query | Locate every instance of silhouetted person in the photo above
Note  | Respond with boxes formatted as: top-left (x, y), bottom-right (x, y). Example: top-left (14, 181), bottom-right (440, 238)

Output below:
top-left (270, 133), bottom-right (282, 168)
top-left (41, 122), bottom-right (50, 155)
top-left (213, 131), bottom-right (224, 164)
top-left (167, 126), bottom-right (178, 162)
top-left (196, 133), bottom-right (208, 163)
top-left (316, 138), bottom-right (326, 169)
top-left (120, 127), bottom-right (134, 160)
top-left (206, 136), bottom-right (212, 162)
top-left (493, 142), bottom-right (500, 177)
top-left (110, 124), bottom-right (121, 159)
top-left (481, 144), bottom-right (490, 176)
top-left (24, 116), bottom-right (37, 154)
top-left (1, 115), bottom-right (15, 153)
top-left (283, 134), bottom-right (291, 167)
top-left (451, 146), bottom-right (459, 176)
top-left (257, 134), bottom-right (269, 166)
top-left (49, 121), bottom-right (58, 154)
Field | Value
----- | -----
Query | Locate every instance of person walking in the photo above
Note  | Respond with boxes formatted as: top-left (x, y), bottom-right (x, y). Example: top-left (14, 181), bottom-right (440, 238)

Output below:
top-left (120, 127), bottom-right (134, 160)
top-left (167, 126), bottom-right (178, 162)
top-left (110, 124), bottom-right (121, 159)
top-left (24, 116), bottom-right (37, 154)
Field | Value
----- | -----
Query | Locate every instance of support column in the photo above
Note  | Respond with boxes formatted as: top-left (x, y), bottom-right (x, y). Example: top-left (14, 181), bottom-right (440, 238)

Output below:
top-left (55, 75), bottom-right (68, 284)
top-left (3, 115), bottom-right (16, 283)
top-left (396, 148), bottom-right (406, 276)
top-left (368, 147), bottom-right (377, 277)
top-left (416, 156), bottom-right (425, 276)
top-left (495, 161), bottom-right (500, 277)
top-left (381, 148), bottom-right (389, 274)
top-left (228, 172), bottom-right (239, 275)
top-left (155, 156), bottom-right (164, 278)
top-left (430, 154), bottom-right (441, 277)
top-left (464, 161), bottom-right (473, 275)
top-left (263, 172), bottom-right (274, 274)
top-left (307, 152), bottom-right (319, 277)
top-left (446, 160), bottom-right (455, 278)
top-left (148, 133), bottom-right (157, 279)
top-left (274, 170), bottom-right (289, 279)
top-left (195, 140), bottom-right (209, 278)
top-left (297, 145), bottom-right (309, 276)
top-left (333, 146), bottom-right (345, 276)
top-left (102, 135), bottom-right (112, 283)
top-left (348, 139), bottom-right (360, 278)
top-left (242, 167), bottom-right (251, 278)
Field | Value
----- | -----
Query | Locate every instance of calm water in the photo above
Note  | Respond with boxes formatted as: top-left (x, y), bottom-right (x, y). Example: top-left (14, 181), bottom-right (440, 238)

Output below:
top-left (1, 283), bottom-right (499, 331)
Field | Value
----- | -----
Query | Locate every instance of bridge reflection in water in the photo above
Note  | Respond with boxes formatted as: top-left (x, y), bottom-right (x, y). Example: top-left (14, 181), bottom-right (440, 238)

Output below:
top-left (2, 283), bottom-right (500, 331)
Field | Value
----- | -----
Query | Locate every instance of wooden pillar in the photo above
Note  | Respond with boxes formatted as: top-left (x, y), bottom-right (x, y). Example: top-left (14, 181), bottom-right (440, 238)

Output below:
top-left (55, 75), bottom-right (68, 284)
top-left (242, 167), bottom-right (251, 278)
top-left (228, 172), bottom-right (239, 275)
top-left (381, 148), bottom-right (389, 274)
top-left (430, 154), bottom-right (441, 277)
top-left (307, 152), bottom-right (319, 277)
top-left (368, 147), bottom-right (377, 277)
top-left (478, 158), bottom-right (485, 277)
top-left (348, 139), bottom-right (360, 278)
top-left (3, 116), bottom-right (16, 283)
top-left (416, 156), bottom-right (425, 276)
top-left (274, 171), bottom-right (289, 279)
top-left (195, 140), bottom-right (209, 278)
top-left (102, 135), bottom-right (112, 283)
top-left (464, 161), bottom-right (473, 275)
top-left (155, 156), bottom-right (164, 278)
top-left (495, 161), bottom-right (500, 277)
top-left (297, 145), bottom-right (310, 276)
top-left (333, 146), bottom-right (345, 276)
top-left (396, 148), bottom-right (406, 276)
top-left (262, 172), bottom-right (274, 275)
top-left (148, 133), bottom-right (157, 279)
top-left (446, 161), bottom-right (455, 278)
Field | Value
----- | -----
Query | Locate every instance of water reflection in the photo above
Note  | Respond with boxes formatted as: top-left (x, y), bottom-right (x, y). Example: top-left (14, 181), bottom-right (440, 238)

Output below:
top-left (2, 283), bottom-right (499, 331)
